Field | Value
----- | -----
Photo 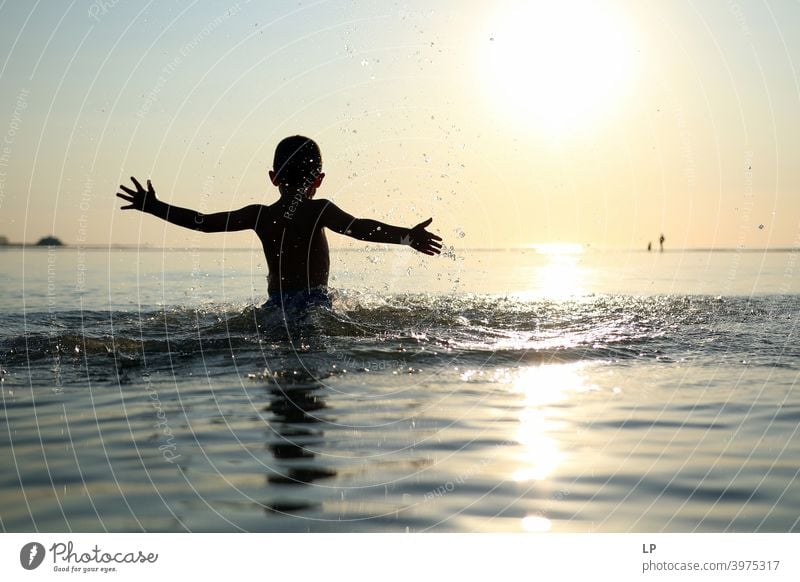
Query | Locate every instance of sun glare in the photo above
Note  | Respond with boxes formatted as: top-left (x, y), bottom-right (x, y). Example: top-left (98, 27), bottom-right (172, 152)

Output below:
top-left (529, 242), bottom-right (584, 255)
top-left (518, 242), bottom-right (590, 298)
top-left (481, 0), bottom-right (636, 136)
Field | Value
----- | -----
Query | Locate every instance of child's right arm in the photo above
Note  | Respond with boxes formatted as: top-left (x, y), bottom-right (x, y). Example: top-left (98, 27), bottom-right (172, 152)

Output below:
top-left (117, 177), bottom-right (261, 232)
top-left (319, 200), bottom-right (442, 256)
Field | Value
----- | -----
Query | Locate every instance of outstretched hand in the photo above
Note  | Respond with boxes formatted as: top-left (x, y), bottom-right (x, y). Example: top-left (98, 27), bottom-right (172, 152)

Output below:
top-left (116, 177), bottom-right (158, 212)
top-left (406, 218), bottom-right (443, 256)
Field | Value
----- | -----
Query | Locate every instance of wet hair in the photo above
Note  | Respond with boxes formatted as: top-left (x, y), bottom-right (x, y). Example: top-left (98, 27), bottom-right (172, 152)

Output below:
top-left (272, 135), bottom-right (322, 188)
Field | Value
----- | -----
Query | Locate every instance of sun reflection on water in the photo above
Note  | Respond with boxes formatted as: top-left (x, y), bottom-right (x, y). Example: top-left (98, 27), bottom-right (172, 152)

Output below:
top-left (521, 514), bottom-right (553, 532)
top-left (511, 363), bottom-right (595, 483)
top-left (526, 243), bottom-right (591, 298)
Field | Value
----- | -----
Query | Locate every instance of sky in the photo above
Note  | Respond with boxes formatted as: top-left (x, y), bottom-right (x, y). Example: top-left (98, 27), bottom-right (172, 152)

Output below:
top-left (0, 0), bottom-right (798, 250)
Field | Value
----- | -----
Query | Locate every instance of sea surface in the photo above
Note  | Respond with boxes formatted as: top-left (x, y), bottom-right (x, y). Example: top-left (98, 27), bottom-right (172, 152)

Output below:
top-left (1, 246), bottom-right (799, 532)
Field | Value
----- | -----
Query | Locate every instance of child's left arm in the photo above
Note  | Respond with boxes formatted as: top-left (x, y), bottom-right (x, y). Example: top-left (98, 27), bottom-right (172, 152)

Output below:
top-left (318, 200), bottom-right (442, 256)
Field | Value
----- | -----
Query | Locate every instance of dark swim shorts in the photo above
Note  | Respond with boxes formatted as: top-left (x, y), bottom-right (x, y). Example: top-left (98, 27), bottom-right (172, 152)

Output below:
top-left (263, 287), bottom-right (332, 311)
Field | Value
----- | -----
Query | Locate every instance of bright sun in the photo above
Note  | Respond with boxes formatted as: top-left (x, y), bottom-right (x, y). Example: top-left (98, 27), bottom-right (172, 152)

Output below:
top-left (481, 1), bottom-right (636, 136)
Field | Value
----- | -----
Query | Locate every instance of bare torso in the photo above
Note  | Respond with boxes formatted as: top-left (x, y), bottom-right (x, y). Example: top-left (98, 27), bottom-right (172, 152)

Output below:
top-left (254, 198), bottom-right (331, 295)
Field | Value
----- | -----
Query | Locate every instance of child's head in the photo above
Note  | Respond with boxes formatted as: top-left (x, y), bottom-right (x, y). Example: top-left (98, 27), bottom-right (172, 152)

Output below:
top-left (270, 135), bottom-right (324, 197)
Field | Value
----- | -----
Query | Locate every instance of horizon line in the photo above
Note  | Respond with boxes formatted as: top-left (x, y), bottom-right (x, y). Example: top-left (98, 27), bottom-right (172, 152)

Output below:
top-left (3, 243), bottom-right (799, 253)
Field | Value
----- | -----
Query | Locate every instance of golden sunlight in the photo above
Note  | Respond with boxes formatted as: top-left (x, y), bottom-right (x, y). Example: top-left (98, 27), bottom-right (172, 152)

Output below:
top-left (511, 364), bottom-right (594, 483)
top-left (529, 242), bottom-right (584, 255)
top-left (481, 0), bottom-right (636, 136)
top-left (528, 242), bottom-right (590, 298)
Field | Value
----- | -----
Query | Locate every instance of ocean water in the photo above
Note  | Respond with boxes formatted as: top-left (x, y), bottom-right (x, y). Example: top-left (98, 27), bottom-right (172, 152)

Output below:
top-left (1, 246), bottom-right (799, 532)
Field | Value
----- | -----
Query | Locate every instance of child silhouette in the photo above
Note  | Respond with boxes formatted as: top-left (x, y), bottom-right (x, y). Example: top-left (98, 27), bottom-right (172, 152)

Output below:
top-left (116, 136), bottom-right (442, 308)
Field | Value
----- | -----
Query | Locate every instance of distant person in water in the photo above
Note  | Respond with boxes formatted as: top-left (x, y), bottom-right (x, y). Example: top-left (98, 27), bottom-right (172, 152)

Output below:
top-left (647, 241), bottom-right (652, 252)
top-left (659, 233), bottom-right (665, 253)
top-left (116, 135), bottom-right (442, 309)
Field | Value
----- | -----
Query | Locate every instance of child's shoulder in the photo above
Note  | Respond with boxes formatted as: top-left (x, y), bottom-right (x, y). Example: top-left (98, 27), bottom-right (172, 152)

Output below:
top-left (309, 198), bottom-right (342, 210)
top-left (245, 202), bottom-right (274, 216)
top-left (302, 198), bottom-right (337, 214)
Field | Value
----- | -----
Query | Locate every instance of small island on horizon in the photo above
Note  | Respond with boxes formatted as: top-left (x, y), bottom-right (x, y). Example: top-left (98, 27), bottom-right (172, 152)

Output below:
top-left (35, 235), bottom-right (64, 246)
top-left (0, 235), bottom-right (66, 247)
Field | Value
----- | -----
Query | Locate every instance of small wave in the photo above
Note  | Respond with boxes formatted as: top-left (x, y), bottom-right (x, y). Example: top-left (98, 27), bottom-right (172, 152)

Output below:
top-left (2, 294), bottom-right (797, 380)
